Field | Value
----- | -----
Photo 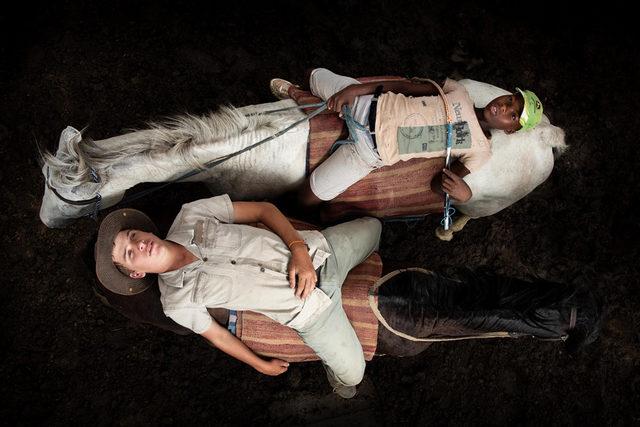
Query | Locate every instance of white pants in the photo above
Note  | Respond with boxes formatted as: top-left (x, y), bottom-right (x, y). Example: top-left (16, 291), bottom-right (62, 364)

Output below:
top-left (308, 68), bottom-right (383, 201)
top-left (297, 217), bottom-right (382, 386)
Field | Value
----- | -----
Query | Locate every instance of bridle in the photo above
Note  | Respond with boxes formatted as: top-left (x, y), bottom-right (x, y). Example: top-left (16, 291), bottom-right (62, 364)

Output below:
top-left (45, 166), bottom-right (102, 219)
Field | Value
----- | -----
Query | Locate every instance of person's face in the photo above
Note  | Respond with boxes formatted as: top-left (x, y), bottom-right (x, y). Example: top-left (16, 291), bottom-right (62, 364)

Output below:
top-left (483, 93), bottom-right (524, 134)
top-left (111, 229), bottom-right (170, 278)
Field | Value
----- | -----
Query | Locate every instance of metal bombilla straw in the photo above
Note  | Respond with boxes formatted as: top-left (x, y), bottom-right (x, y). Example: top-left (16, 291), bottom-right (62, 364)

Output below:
top-left (442, 121), bottom-right (454, 230)
top-left (424, 79), bottom-right (456, 231)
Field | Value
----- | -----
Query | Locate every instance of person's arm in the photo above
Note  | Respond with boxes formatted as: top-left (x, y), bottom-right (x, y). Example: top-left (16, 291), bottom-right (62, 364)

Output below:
top-left (232, 201), bottom-right (317, 299)
top-left (200, 320), bottom-right (289, 376)
top-left (431, 162), bottom-right (473, 203)
top-left (326, 79), bottom-right (446, 113)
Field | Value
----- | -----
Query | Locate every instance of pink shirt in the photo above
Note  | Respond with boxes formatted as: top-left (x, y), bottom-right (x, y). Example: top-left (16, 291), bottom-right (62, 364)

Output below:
top-left (375, 79), bottom-right (491, 172)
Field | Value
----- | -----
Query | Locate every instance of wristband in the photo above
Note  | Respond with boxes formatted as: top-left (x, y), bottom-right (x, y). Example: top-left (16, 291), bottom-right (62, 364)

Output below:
top-left (287, 239), bottom-right (306, 249)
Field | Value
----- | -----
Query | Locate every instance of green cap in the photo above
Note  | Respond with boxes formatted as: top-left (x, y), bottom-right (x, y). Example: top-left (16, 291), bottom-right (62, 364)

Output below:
top-left (516, 88), bottom-right (543, 131)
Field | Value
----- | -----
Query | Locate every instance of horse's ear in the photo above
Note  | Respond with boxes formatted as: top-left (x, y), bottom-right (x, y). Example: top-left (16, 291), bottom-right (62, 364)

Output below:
top-left (56, 126), bottom-right (82, 155)
top-left (539, 123), bottom-right (568, 154)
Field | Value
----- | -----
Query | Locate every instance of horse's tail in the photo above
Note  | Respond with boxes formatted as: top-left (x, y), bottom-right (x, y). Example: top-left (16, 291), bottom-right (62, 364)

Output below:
top-left (540, 121), bottom-right (568, 158)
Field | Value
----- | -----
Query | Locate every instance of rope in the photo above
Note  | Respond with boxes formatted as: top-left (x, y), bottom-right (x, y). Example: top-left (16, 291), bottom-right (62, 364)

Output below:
top-left (259, 102), bottom-right (325, 115)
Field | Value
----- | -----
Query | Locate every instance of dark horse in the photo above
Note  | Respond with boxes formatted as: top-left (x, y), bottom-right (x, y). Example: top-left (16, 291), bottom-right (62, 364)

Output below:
top-left (84, 240), bottom-right (601, 357)
top-left (373, 267), bottom-right (600, 356)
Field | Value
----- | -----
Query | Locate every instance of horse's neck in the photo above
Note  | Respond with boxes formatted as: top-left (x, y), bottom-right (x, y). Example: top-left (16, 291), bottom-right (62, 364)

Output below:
top-left (95, 129), bottom-right (243, 204)
top-left (95, 100), bottom-right (308, 206)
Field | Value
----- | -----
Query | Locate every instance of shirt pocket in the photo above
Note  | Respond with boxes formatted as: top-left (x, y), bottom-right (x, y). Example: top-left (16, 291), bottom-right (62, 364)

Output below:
top-left (192, 271), bottom-right (234, 306)
top-left (311, 248), bottom-right (331, 270)
top-left (247, 263), bottom-right (288, 279)
top-left (205, 221), bottom-right (242, 251)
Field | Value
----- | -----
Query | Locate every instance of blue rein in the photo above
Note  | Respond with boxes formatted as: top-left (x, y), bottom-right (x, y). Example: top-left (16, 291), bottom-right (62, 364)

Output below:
top-left (442, 122), bottom-right (456, 230)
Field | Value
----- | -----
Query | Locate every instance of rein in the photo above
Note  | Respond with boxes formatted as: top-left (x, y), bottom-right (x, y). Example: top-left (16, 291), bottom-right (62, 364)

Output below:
top-left (114, 102), bottom-right (326, 207)
top-left (46, 166), bottom-right (103, 219)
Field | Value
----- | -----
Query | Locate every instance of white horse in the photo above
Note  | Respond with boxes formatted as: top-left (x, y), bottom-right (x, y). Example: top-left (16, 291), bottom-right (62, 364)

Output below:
top-left (437, 81), bottom-right (566, 239)
top-left (39, 80), bottom-right (566, 233)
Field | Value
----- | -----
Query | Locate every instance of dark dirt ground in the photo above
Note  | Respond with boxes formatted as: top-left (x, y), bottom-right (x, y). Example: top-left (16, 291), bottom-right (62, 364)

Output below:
top-left (1, 1), bottom-right (639, 425)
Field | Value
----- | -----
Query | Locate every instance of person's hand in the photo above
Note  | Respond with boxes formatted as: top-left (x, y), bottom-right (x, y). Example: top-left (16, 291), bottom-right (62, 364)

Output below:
top-left (288, 244), bottom-right (318, 299)
top-left (257, 358), bottom-right (290, 376)
top-left (441, 168), bottom-right (472, 202)
top-left (326, 85), bottom-right (359, 114)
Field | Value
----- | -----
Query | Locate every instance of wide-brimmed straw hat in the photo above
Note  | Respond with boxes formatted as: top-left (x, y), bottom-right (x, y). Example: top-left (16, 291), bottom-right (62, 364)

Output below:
top-left (95, 209), bottom-right (158, 296)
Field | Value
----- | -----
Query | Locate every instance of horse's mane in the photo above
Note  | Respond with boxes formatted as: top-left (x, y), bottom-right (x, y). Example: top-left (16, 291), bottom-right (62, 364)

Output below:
top-left (40, 106), bottom-right (284, 189)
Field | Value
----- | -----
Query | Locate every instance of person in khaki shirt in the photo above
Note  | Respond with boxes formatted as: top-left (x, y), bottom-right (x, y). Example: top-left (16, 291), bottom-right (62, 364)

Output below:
top-left (270, 68), bottom-right (543, 206)
top-left (95, 195), bottom-right (381, 399)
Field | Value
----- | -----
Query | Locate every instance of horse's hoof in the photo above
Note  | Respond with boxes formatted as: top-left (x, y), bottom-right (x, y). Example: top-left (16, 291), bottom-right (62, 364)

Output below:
top-left (435, 226), bottom-right (454, 241)
top-left (451, 215), bottom-right (471, 232)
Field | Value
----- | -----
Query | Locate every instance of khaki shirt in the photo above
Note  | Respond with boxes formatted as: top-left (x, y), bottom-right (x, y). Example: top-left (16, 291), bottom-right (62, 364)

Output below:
top-left (159, 195), bottom-right (332, 334)
top-left (375, 78), bottom-right (491, 172)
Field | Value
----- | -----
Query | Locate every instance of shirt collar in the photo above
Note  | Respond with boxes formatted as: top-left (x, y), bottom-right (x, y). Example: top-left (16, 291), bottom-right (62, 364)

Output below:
top-left (159, 248), bottom-right (202, 289)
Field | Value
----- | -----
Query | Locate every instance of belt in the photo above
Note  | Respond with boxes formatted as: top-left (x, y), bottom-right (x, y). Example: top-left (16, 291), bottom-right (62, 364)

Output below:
top-left (368, 98), bottom-right (377, 147)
